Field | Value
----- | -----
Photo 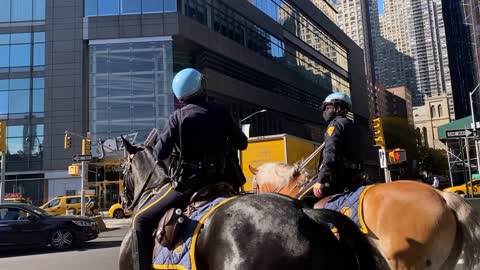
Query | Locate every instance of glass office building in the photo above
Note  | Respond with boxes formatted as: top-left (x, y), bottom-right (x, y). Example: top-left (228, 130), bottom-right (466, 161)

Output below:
top-left (0, 0), bottom-right (369, 208)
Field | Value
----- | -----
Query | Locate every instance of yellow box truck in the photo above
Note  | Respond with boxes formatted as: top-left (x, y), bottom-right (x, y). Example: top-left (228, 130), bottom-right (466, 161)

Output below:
top-left (240, 134), bottom-right (321, 191)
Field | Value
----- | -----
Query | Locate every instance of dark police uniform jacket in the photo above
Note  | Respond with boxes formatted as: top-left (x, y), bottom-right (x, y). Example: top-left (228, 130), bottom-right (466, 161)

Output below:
top-left (153, 99), bottom-right (248, 189)
top-left (315, 114), bottom-right (366, 193)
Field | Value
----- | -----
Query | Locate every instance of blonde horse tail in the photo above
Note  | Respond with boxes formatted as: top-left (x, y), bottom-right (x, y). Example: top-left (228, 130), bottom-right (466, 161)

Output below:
top-left (436, 190), bottom-right (480, 270)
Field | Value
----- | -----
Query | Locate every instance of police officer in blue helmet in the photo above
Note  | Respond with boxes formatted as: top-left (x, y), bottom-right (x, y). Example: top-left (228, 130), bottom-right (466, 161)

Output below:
top-left (298, 92), bottom-right (367, 200)
top-left (131, 68), bottom-right (248, 270)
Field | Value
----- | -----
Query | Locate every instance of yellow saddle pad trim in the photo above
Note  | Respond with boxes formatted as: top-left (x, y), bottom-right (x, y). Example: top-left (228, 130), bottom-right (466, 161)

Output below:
top-left (358, 185), bottom-right (374, 234)
top-left (152, 196), bottom-right (238, 270)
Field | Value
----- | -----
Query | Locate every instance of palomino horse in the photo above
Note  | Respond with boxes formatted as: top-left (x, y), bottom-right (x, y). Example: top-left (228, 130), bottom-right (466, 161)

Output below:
top-left (118, 140), bottom-right (388, 270)
top-left (250, 162), bottom-right (480, 270)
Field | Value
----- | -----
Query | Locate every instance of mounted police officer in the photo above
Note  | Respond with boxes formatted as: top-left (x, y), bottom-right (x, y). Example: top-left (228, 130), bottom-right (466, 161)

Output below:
top-left (299, 92), bottom-right (366, 199)
top-left (132, 68), bottom-right (248, 270)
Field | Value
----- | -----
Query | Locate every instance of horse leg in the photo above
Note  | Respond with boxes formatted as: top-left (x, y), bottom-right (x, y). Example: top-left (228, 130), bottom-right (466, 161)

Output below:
top-left (119, 228), bottom-right (134, 270)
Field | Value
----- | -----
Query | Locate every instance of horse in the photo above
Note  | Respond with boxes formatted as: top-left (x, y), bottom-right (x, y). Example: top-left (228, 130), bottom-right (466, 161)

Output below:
top-left (117, 139), bottom-right (388, 270)
top-left (249, 162), bottom-right (480, 270)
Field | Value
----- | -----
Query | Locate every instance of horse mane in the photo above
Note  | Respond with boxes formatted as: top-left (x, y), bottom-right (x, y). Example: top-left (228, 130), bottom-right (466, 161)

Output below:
top-left (255, 162), bottom-right (310, 189)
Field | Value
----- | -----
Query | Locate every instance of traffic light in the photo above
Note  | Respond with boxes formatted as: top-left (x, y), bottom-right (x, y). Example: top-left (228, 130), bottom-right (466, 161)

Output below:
top-left (64, 134), bottom-right (72, 149)
top-left (82, 138), bottom-right (91, 155)
top-left (0, 121), bottom-right (6, 153)
top-left (389, 148), bottom-right (407, 164)
top-left (372, 117), bottom-right (385, 148)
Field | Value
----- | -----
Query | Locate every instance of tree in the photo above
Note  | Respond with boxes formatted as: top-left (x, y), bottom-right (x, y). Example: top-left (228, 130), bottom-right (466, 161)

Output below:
top-left (417, 148), bottom-right (448, 176)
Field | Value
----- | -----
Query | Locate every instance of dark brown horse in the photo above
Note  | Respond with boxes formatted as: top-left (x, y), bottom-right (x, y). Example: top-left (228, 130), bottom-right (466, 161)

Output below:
top-left (118, 140), bottom-right (388, 270)
top-left (250, 162), bottom-right (480, 270)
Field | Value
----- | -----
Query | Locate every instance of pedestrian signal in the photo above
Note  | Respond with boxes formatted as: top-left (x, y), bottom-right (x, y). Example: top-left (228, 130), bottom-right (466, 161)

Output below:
top-left (64, 134), bottom-right (72, 149)
top-left (389, 149), bottom-right (407, 164)
top-left (372, 118), bottom-right (385, 148)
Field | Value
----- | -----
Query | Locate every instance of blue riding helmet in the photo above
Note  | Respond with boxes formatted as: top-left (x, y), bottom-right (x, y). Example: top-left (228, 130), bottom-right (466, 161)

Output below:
top-left (323, 92), bottom-right (352, 109)
top-left (172, 68), bottom-right (204, 101)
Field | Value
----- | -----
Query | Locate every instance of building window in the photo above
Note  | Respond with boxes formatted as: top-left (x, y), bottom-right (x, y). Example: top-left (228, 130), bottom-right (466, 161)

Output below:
top-left (89, 39), bottom-right (174, 142)
top-left (430, 105), bottom-right (436, 118)
top-left (248, 0), bottom-right (349, 72)
top-left (437, 104), bottom-right (442, 117)
top-left (0, 0), bottom-right (45, 22)
top-left (6, 124), bottom-right (44, 172)
top-left (0, 77), bottom-right (44, 119)
top-left (5, 174), bottom-right (46, 205)
top-left (182, 0), bottom-right (350, 95)
top-left (0, 32), bottom-right (45, 73)
top-left (85, 0), bottom-right (176, 16)
top-left (422, 127), bottom-right (428, 147)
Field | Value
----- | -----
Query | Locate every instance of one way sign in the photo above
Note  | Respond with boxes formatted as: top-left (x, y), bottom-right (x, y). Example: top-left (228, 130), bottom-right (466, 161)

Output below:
top-left (446, 129), bottom-right (474, 139)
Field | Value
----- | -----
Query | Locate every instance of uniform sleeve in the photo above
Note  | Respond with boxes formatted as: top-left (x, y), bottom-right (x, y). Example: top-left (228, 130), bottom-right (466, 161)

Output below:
top-left (225, 110), bottom-right (248, 150)
top-left (153, 112), bottom-right (179, 161)
top-left (316, 121), bottom-right (343, 184)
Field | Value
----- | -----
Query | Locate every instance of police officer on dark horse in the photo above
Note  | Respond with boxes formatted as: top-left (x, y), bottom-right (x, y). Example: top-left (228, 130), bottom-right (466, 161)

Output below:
top-left (131, 68), bottom-right (248, 270)
top-left (120, 68), bottom-right (388, 270)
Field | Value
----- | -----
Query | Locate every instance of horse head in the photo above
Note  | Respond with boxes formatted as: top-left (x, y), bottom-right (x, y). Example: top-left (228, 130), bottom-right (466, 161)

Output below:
top-left (249, 162), bottom-right (312, 196)
top-left (121, 136), bottom-right (169, 211)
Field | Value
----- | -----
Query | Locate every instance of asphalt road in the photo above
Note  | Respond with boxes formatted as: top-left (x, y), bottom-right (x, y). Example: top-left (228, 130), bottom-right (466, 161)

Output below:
top-left (0, 226), bottom-right (129, 270)
top-left (0, 224), bottom-right (467, 270)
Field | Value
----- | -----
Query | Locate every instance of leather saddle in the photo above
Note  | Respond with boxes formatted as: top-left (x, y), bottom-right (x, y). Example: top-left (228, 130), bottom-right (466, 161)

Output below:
top-left (153, 182), bottom-right (234, 252)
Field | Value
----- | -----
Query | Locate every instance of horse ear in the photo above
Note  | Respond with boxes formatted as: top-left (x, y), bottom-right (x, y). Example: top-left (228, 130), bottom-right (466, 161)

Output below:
top-left (249, 164), bottom-right (259, 175)
top-left (121, 136), bottom-right (137, 154)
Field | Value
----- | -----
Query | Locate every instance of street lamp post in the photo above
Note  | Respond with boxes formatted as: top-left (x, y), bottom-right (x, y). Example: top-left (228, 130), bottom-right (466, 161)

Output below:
top-left (240, 109), bottom-right (268, 124)
top-left (470, 82), bottom-right (480, 173)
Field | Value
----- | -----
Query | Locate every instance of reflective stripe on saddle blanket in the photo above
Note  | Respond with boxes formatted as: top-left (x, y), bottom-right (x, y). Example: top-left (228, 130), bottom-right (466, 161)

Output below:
top-left (152, 196), bottom-right (236, 270)
top-left (323, 185), bottom-right (373, 234)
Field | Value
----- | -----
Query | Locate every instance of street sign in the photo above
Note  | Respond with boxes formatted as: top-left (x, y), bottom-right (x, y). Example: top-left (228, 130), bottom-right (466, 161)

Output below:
top-left (72, 154), bottom-right (93, 162)
top-left (446, 129), bottom-right (474, 139)
top-left (378, 148), bottom-right (387, 168)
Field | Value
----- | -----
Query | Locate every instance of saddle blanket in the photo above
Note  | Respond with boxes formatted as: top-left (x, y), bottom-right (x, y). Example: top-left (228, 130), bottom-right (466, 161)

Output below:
top-left (152, 196), bottom-right (236, 270)
top-left (323, 185), bottom-right (373, 234)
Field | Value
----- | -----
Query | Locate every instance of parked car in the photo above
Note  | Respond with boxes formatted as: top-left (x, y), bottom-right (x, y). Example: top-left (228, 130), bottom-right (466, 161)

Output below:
top-left (443, 179), bottom-right (480, 195)
top-left (0, 203), bottom-right (99, 250)
top-left (108, 203), bottom-right (133, 219)
top-left (40, 195), bottom-right (98, 216)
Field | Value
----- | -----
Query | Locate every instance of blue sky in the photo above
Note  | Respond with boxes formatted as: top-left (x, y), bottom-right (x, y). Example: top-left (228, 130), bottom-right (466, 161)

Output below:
top-left (378, 0), bottom-right (384, 15)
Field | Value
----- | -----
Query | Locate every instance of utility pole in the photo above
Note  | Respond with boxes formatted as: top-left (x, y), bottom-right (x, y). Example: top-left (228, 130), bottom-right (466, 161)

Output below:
top-left (469, 83), bottom-right (480, 173)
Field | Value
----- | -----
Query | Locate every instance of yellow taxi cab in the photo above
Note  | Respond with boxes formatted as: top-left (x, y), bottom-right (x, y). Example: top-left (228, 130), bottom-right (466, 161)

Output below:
top-left (443, 179), bottom-right (480, 195)
top-left (40, 195), bottom-right (97, 215)
top-left (108, 203), bottom-right (133, 219)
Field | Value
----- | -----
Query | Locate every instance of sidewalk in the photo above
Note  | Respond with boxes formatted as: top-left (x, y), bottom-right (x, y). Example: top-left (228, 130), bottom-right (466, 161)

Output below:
top-left (103, 217), bottom-right (132, 229)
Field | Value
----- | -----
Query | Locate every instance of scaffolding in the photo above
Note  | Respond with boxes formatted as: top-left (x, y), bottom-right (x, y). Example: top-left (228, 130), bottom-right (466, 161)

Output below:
top-left (445, 137), bottom-right (478, 197)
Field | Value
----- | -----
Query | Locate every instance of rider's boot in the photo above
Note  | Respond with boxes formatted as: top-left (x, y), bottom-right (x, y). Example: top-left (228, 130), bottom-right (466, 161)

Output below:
top-left (132, 230), bottom-right (153, 270)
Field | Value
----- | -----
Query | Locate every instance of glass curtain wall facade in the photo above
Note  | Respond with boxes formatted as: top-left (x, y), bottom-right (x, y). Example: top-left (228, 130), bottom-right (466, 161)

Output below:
top-left (0, 78), bottom-right (44, 119)
top-left (89, 39), bottom-right (174, 143)
top-left (85, 0), bottom-right (176, 16)
top-left (6, 124), bottom-right (44, 172)
top-left (0, 32), bottom-right (45, 73)
top-left (181, 0), bottom-right (350, 95)
top-left (0, 0), bottom-right (45, 22)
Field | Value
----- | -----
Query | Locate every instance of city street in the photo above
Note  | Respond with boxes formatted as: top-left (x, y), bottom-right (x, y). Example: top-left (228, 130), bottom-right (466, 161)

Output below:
top-left (0, 223), bottom-right (467, 270)
top-left (0, 226), bottom-right (129, 270)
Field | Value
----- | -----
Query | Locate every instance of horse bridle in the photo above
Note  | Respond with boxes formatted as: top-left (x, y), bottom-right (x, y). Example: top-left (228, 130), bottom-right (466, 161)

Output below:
top-left (122, 152), bottom-right (159, 211)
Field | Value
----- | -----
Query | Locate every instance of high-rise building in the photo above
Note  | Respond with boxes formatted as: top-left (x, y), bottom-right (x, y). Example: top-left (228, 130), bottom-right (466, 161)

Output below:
top-left (335, 0), bottom-right (383, 119)
top-left (442, 0), bottom-right (477, 120)
top-left (379, 0), bottom-right (454, 120)
top-left (408, 0), bottom-right (454, 119)
top-left (377, 1), bottom-right (416, 95)
top-left (0, 0), bottom-right (369, 207)
top-left (385, 86), bottom-right (414, 125)
top-left (310, 0), bottom-right (337, 22)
